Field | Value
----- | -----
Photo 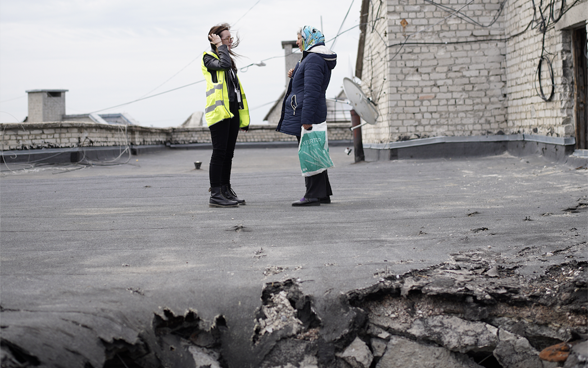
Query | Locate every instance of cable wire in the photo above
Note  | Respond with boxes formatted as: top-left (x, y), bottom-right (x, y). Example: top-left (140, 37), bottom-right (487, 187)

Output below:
top-left (233, 0), bottom-right (262, 26)
top-left (424, 0), bottom-right (506, 28)
top-left (137, 56), bottom-right (201, 99)
top-left (330, 0), bottom-right (355, 50)
top-left (0, 95), bottom-right (26, 104)
top-left (90, 80), bottom-right (205, 113)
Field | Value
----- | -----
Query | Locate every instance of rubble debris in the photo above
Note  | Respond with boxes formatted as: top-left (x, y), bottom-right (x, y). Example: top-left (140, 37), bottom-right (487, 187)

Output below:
top-left (484, 266), bottom-right (500, 278)
top-left (563, 341), bottom-right (588, 368)
top-left (253, 279), bottom-right (321, 345)
top-left (127, 287), bottom-right (144, 295)
top-left (101, 337), bottom-right (152, 368)
top-left (376, 335), bottom-right (483, 368)
top-left (255, 290), bottom-right (304, 339)
top-left (264, 266), bottom-right (288, 276)
top-left (1, 338), bottom-right (40, 367)
top-left (188, 346), bottom-right (222, 368)
top-left (335, 337), bottom-right (373, 368)
top-left (407, 315), bottom-right (499, 353)
top-left (345, 254), bottom-right (587, 367)
top-left (471, 227), bottom-right (489, 233)
top-left (253, 279), bottom-right (367, 367)
top-left (226, 224), bottom-right (250, 232)
top-left (494, 329), bottom-right (543, 368)
top-left (152, 308), bottom-right (226, 367)
top-left (539, 341), bottom-right (574, 362)
top-left (564, 203), bottom-right (588, 213)
top-left (2, 253), bottom-right (585, 367)
top-left (254, 248), bottom-right (267, 259)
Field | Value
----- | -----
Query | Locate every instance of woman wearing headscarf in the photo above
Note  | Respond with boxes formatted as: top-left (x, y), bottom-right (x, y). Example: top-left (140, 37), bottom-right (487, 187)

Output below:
top-left (201, 23), bottom-right (249, 208)
top-left (277, 26), bottom-right (337, 206)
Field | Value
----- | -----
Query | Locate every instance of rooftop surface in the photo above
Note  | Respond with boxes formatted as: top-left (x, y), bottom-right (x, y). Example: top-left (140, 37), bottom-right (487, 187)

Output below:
top-left (1, 147), bottom-right (587, 367)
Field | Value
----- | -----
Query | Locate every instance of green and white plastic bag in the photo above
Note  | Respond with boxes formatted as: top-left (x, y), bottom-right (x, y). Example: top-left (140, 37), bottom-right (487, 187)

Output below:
top-left (298, 122), bottom-right (334, 177)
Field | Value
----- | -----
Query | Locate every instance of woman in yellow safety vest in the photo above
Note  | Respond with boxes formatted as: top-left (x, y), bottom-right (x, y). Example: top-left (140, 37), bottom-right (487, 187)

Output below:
top-left (201, 23), bottom-right (250, 208)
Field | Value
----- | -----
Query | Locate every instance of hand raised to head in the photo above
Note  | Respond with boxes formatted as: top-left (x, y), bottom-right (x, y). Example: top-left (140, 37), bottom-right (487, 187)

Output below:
top-left (208, 34), bottom-right (222, 47)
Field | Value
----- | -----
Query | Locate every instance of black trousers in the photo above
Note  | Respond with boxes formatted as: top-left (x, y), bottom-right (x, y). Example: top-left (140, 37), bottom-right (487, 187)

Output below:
top-left (209, 102), bottom-right (240, 188)
top-left (296, 135), bottom-right (333, 199)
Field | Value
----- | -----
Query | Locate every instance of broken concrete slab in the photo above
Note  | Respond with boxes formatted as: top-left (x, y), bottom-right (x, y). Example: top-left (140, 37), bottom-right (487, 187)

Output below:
top-left (407, 315), bottom-right (499, 353)
top-left (563, 341), bottom-right (588, 368)
top-left (494, 329), bottom-right (543, 368)
top-left (375, 335), bottom-right (482, 368)
top-left (336, 337), bottom-right (373, 368)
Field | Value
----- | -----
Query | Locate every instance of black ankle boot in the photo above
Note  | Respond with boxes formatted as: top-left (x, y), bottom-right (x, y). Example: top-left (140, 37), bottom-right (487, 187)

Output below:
top-left (221, 185), bottom-right (245, 205)
top-left (209, 187), bottom-right (238, 208)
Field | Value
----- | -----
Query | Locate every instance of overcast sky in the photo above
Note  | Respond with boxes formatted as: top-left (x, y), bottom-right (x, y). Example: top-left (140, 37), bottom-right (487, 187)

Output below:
top-left (0, 0), bottom-right (362, 127)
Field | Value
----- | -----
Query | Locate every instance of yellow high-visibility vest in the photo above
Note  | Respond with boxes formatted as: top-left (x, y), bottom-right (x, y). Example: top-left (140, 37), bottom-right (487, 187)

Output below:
top-left (201, 51), bottom-right (250, 128)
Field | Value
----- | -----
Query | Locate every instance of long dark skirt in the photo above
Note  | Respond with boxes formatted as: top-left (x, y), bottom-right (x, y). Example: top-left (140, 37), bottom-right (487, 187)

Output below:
top-left (296, 135), bottom-right (333, 199)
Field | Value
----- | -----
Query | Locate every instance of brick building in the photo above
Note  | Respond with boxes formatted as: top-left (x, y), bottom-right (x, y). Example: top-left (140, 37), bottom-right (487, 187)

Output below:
top-left (355, 0), bottom-right (587, 159)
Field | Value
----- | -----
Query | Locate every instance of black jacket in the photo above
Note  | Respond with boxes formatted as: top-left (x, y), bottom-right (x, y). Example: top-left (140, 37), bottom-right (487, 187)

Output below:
top-left (203, 45), bottom-right (242, 106)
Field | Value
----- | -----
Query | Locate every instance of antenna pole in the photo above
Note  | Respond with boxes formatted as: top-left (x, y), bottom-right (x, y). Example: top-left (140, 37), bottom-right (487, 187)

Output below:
top-left (350, 110), bottom-right (365, 162)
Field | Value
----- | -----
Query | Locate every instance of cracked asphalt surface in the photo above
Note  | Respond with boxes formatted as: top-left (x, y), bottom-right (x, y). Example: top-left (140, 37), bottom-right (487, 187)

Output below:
top-left (1, 147), bottom-right (586, 367)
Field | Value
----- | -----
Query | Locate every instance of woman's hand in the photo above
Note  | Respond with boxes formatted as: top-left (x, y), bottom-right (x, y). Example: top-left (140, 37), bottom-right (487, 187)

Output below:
top-left (302, 124), bottom-right (312, 130)
top-left (208, 34), bottom-right (222, 47)
top-left (287, 68), bottom-right (294, 78)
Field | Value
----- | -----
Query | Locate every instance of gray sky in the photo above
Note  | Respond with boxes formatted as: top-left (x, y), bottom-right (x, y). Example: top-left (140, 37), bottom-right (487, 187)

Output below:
top-left (0, 0), bottom-right (362, 127)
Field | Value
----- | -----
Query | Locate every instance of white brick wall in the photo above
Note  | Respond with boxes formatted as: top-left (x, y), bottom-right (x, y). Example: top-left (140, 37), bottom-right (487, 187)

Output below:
top-left (360, 0), bottom-right (509, 144)
top-left (504, 0), bottom-right (582, 138)
top-left (359, 0), bottom-right (585, 144)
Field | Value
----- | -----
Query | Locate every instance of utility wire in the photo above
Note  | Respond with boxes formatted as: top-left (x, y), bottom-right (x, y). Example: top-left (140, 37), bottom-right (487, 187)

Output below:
top-left (137, 56), bottom-right (201, 99)
top-left (424, 0), bottom-right (506, 28)
top-left (233, 0), bottom-right (262, 26)
top-left (250, 99), bottom-right (280, 111)
top-left (373, 0), bottom-right (584, 103)
top-left (330, 0), bottom-right (355, 50)
top-left (0, 95), bottom-right (26, 104)
top-left (133, 0), bottom-right (263, 102)
top-left (90, 17), bottom-right (377, 115)
top-left (91, 80), bottom-right (204, 113)
top-left (387, 0), bottom-right (476, 69)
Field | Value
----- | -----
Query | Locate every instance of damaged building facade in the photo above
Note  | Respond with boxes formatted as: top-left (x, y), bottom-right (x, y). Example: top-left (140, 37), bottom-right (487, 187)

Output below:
top-left (355, 0), bottom-right (587, 159)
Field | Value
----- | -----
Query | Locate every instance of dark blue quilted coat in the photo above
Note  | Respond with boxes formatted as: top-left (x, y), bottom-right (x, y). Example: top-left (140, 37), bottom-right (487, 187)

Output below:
top-left (276, 43), bottom-right (337, 136)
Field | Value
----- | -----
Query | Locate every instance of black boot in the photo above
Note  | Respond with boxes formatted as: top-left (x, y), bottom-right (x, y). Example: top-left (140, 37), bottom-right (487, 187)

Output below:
top-left (292, 197), bottom-right (320, 206)
top-left (222, 185), bottom-right (245, 205)
top-left (209, 187), bottom-right (238, 208)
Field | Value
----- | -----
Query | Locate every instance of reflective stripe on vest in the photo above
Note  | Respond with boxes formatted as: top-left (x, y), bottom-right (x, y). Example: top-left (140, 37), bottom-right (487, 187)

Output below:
top-left (201, 51), bottom-right (250, 128)
top-left (205, 100), bottom-right (225, 114)
top-left (206, 84), bottom-right (224, 97)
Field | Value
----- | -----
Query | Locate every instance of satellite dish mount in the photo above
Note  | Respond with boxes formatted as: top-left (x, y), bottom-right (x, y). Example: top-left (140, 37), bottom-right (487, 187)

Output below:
top-left (342, 78), bottom-right (379, 131)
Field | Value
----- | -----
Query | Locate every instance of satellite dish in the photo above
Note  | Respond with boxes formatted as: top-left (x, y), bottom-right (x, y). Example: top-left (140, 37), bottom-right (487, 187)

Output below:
top-left (342, 77), bottom-right (379, 131)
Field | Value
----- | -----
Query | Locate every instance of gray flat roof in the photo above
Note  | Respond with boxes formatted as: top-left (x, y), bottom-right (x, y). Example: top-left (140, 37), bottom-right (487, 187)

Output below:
top-left (1, 148), bottom-right (587, 366)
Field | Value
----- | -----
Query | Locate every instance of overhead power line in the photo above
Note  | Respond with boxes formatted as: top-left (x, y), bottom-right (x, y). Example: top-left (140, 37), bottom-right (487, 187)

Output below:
top-left (138, 56), bottom-right (201, 99)
top-left (91, 80), bottom-right (205, 113)
top-left (0, 95), bottom-right (26, 104)
top-left (233, 0), bottom-right (262, 26)
top-left (330, 0), bottom-right (355, 50)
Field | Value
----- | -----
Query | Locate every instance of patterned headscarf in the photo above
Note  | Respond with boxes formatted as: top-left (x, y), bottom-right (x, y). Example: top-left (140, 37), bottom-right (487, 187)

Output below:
top-left (299, 26), bottom-right (325, 51)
